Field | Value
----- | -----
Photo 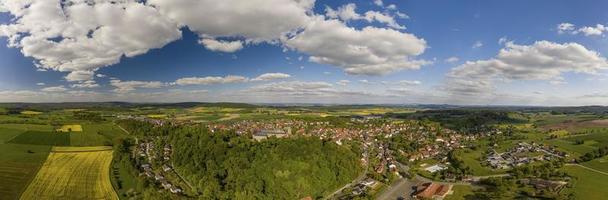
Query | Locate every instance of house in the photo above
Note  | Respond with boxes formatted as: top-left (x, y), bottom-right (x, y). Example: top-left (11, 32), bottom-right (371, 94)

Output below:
top-left (162, 164), bottom-right (172, 172)
top-left (170, 187), bottom-right (182, 194)
top-left (424, 164), bottom-right (447, 173)
top-left (413, 182), bottom-right (453, 199)
top-left (253, 129), bottom-right (287, 141)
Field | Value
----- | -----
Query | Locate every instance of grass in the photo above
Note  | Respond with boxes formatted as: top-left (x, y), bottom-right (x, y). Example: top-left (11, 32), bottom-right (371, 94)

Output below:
top-left (55, 124), bottom-right (83, 132)
top-left (52, 146), bottom-right (113, 152)
top-left (0, 128), bottom-right (26, 143)
top-left (20, 149), bottom-right (118, 200)
top-left (69, 123), bottom-right (125, 146)
top-left (562, 165), bottom-right (608, 200)
top-left (0, 143), bottom-right (50, 200)
top-left (8, 131), bottom-right (70, 146)
top-left (581, 155), bottom-right (608, 173)
top-left (444, 185), bottom-right (474, 200)
top-left (0, 124), bottom-right (53, 132)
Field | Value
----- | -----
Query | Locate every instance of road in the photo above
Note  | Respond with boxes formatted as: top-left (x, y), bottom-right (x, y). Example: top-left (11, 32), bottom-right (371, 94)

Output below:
top-left (376, 177), bottom-right (421, 200)
top-left (566, 163), bottom-right (608, 176)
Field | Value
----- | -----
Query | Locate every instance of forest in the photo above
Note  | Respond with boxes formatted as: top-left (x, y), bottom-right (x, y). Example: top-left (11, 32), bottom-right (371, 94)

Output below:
top-left (118, 120), bottom-right (363, 199)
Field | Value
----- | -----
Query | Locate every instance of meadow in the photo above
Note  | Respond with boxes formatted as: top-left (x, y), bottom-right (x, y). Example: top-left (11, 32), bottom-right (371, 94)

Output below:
top-left (9, 131), bottom-right (70, 146)
top-left (562, 165), bottom-right (608, 200)
top-left (0, 127), bottom-right (51, 200)
top-left (20, 148), bottom-right (118, 200)
top-left (581, 155), bottom-right (608, 173)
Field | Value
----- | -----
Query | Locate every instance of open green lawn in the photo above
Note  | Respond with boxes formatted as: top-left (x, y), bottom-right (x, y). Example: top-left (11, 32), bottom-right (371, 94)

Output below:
top-left (581, 155), bottom-right (608, 173)
top-left (444, 185), bottom-right (474, 200)
top-left (70, 123), bottom-right (125, 146)
top-left (562, 165), bottom-right (608, 200)
top-left (0, 128), bottom-right (25, 143)
top-left (544, 139), bottom-right (596, 158)
top-left (455, 148), bottom-right (507, 176)
top-left (0, 143), bottom-right (50, 200)
top-left (8, 131), bottom-right (70, 146)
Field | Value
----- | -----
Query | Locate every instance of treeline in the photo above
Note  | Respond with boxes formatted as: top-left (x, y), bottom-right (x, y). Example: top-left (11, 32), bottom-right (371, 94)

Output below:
top-left (120, 120), bottom-right (363, 199)
top-left (389, 110), bottom-right (526, 133)
top-left (578, 146), bottom-right (608, 162)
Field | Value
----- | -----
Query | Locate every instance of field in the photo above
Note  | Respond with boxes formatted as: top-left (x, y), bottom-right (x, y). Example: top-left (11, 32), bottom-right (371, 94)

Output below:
top-left (444, 185), bottom-right (474, 200)
top-left (20, 111), bottom-right (42, 115)
top-left (581, 155), bottom-right (608, 173)
top-left (20, 148), bottom-right (118, 200)
top-left (545, 132), bottom-right (608, 157)
top-left (8, 131), bottom-right (70, 146)
top-left (0, 127), bottom-right (51, 200)
top-left (562, 165), bottom-right (608, 200)
top-left (55, 124), bottom-right (83, 132)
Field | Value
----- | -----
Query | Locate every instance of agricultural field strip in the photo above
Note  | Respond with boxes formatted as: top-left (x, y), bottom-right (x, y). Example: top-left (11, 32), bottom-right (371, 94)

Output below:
top-left (20, 149), bottom-right (118, 200)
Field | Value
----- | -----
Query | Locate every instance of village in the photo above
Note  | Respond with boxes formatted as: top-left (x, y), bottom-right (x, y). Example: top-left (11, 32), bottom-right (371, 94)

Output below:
top-left (135, 140), bottom-right (185, 195)
top-left (486, 142), bottom-right (568, 170)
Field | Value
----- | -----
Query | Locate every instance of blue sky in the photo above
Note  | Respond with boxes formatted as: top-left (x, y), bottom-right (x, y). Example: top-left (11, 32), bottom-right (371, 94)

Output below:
top-left (1, 0), bottom-right (608, 105)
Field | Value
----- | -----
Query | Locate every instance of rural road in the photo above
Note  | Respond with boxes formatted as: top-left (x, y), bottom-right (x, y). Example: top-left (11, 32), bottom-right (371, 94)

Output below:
top-left (376, 177), bottom-right (419, 200)
top-left (566, 164), bottom-right (608, 176)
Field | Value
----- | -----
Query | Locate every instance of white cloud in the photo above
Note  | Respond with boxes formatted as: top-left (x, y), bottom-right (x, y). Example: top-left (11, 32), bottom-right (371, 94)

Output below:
top-left (576, 24), bottom-right (607, 36)
top-left (472, 41), bottom-right (483, 49)
top-left (65, 71), bottom-right (94, 82)
top-left (110, 80), bottom-right (165, 93)
top-left (199, 38), bottom-right (244, 53)
top-left (557, 23), bottom-right (575, 34)
top-left (36, 82), bottom-right (45, 86)
top-left (336, 80), bottom-right (350, 86)
top-left (251, 73), bottom-right (291, 81)
top-left (444, 56), bottom-right (459, 63)
top-left (445, 41), bottom-right (608, 96)
top-left (41, 85), bottom-right (67, 92)
top-left (71, 80), bottom-right (100, 88)
top-left (175, 75), bottom-right (248, 86)
top-left (148, 0), bottom-right (314, 42)
top-left (0, 0), bottom-right (182, 81)
top-left (387, 5), bottom-right (398, 10)
top-left (557, 23), bottom-right (607, 36)
top-left (374, 0), bottom-right (383, 7)
top-left (325, 4), bottom-right (405, 30)
top-left (398, 80), bottom-right (421, 86)
top-left (284, 17), bottom-right (428, 76)
top-left (96, 74), bottom-right (106, 78)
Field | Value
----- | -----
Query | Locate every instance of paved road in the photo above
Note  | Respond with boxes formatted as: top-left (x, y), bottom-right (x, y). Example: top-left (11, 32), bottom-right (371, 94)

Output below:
top-left (566, 163), bottom-right (608, 176)
top-left (376, 177), bottom-right (420, 200)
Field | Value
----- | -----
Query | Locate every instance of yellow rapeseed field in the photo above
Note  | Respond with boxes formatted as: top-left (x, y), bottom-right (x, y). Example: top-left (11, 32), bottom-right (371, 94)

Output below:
top-left (20, 148), bottom-right (118, 200)
top-left (55, 124), bottom-right (83, 132)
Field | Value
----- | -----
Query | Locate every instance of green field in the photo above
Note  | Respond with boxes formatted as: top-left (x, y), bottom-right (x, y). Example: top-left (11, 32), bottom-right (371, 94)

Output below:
top-left (69, 123), bottom-right (125, 146)
top-left (9, 131), bottom-right (70, 146)
top-left (563, 165), bottom-right (608, 200)
top-left (581, 155), bottom-right (608, 173)
top-left (545, 132), bottom-right (608, 158)
top-left (0, 141), bottom-right (50, 200)
top-left (0, 124), bottom-right (53, 132)
top-left (444, 185), bottom-right (474, 200)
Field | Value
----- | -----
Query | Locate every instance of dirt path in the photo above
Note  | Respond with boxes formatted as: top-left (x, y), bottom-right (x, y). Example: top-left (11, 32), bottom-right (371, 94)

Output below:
top-left (566, 164), bottom-right (608, 176)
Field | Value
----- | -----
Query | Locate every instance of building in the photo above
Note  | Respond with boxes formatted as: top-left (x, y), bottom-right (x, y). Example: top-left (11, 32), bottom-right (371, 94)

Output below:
top-left (253, 129), bottom-right (287, 141)
top-left (413, 182), bottom-right (453, 199)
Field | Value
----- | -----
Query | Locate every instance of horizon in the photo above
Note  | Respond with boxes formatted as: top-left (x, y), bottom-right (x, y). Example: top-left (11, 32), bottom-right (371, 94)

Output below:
top-left (2, 0), bottom-right (608, 106)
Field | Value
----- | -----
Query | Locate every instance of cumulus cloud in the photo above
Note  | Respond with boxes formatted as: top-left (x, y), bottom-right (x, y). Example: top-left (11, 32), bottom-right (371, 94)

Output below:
top-left (251, 73), bottom-right (291, 81)
top-left (36, 82), bottom-right (45, 86)
top-left (148, 0), bottom-right (314, 43)
top-left (0, 0), bottom-right (182, 81)
top-left (199, 38), bottom-right (244, 53)
top-left (444, 56), bottom-right (459, 63)
top-left (110, 80), bottom-right (165, 93)
top-left (71, 80), bottom-right (100, 88)
top-left (41, 85), bottom-right (68, 92)
top-left (374, 0), bottom-right (383, 7)
top-left (325, 3), bottom-right (405, 30)
top-left (284, 16), bottom-right (428, 75)
top-left (557, 23), bottom-right (608, 36)
top-left (557, 23), bottom-right (575, 34)
top-left (445, 41), bottom-right (608, 96)
top-left (174, 75), bottom-right (248, 86)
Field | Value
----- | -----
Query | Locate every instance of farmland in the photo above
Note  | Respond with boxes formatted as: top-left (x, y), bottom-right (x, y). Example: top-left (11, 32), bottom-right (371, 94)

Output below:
top-left (9, 131), bottom-right (70, 146)
top-left (562, 165), bottom-right (608, 200)
top-left (56, 124), bottom-right (83, 132)
top-left (20, 147), bottom-right (118, 200)
top-left (0, 126), bottom-right (51, 200)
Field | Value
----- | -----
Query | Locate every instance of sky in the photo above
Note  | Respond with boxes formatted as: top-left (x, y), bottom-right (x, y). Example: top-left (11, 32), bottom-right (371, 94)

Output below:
top-left (1, 0), bottom-right (608, 105)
